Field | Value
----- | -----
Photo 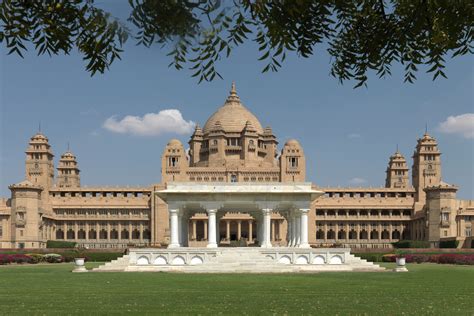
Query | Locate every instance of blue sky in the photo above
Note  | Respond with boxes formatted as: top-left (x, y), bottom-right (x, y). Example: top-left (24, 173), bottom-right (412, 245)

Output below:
top-left (1, 3), bottom-right (473, 199)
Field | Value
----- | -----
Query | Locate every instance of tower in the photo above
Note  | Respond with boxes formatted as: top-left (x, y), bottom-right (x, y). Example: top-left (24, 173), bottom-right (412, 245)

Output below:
top-left (385, 149), bottom-right (409, 188)
top-left (161, 139), bottom-right (188, 183)
top-left (56, 149), bottom-right (81, 187)
top-left (280, 139), bottom-right (306, 182)
top-left (24, 132), bottom-right (55, 190)
top-left (412, 132), bottom-right (442, 203)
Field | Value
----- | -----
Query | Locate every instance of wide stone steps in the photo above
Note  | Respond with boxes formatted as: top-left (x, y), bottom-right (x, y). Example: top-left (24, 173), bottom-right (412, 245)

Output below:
top-left (92, 248), bottom-right (386, 273)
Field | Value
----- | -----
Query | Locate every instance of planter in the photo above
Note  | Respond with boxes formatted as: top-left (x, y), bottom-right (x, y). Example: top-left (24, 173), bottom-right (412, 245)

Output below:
top-left (394, 256), bottom-right (408, 272)
top-left (396, 257), bottom-right (406, 266)
top-left (72, 257), bottom-right (87, 273)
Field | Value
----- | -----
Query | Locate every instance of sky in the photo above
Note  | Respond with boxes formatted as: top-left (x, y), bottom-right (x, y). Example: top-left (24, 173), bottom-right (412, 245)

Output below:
top-left (1, 2), bottom-right (473, 199)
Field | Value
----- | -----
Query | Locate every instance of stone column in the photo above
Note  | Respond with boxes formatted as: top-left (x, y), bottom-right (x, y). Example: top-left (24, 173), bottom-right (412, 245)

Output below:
top-left (192, 220), bottom-right (197, 240)
top-left (287, 217), bottom-right (293, 246)
top-left (204, 220), bottom-right (208, 240)
top-left (248, 220), bottom-right (253, 243)
top-left (271, 220), bottom-right (275, 242)
top-left (139, 222), bottom-right (143, 243)
top-left (118, 222), bottom-right (122, 242)
top-left (168, 209), bottom-right (180, 248)
top-left (261, 209), bottom-right (272, 248)
top-left (177, 213), bottom-right (183, 245)
top-left (226, 220), bottom-right (230, 240)
top-left (96, 222), bottom-right (100, 241)
top-left (299, 209), bottom-right (310, 248)
top-left (85, 222), bottom-right (89, 241)
top-left (295, 212), bottom-right (301, 247)
top-left (207, 209), bottom-right (218, 248)
top-left (237, 220), bottom-right (242, 240)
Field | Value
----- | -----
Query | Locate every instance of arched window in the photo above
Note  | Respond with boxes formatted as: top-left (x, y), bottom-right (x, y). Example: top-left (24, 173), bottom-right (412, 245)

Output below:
top-left (88, 229), bottom-right (97, 240)
top-left (77, 229), bottom-right (86, 239)
top-left (110, 229), bottom-right (119, 239)
top-left (132, 229), bottom-right (140, 239)
top-left (316, 229), bottom-right (324, 239)
top-left (327, 229), bottom-right (335, 239)
top-left (56, 229), bottom-right (64, 240)
top-left (121, 229), bottom-right (129, 240)
top-left (370, 229), bottom-right (379, 240)
top-left (66, 229), bottom-right (75, 240)
top-left (99, 229), bottom-right (107, 240)
top-left (338, 230), bottom-right (346, 240)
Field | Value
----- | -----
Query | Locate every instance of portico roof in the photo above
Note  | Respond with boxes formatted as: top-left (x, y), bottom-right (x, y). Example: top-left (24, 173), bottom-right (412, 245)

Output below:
top-left (155, 182), bottom-right (324, 212)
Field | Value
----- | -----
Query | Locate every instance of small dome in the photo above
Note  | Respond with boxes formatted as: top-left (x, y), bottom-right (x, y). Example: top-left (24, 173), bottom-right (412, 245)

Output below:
top-left (284, 139), bottom-right (300, 147)
top-left (203, 83), bottom-right (263, 135)
top-left (31, 132), bottom-right (49, 142)
top-left (167, 139), bottom-right (183, 147)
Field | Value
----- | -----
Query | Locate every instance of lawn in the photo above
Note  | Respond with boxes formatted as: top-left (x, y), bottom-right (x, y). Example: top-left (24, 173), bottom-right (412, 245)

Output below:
top-left (0, 263), bottom-right (473, 315)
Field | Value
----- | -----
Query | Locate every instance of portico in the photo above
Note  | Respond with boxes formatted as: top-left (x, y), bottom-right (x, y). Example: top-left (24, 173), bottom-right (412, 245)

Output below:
top-left (156, 183), bottom-right (323, 248)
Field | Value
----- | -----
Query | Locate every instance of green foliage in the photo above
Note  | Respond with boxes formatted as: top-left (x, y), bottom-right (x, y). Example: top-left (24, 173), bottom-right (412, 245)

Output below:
top-left (84, 252), bottom-right (122, 262)
top-left (1, 1), bottom-right (473, 87)
top-left (46, 240), bottom-right (77, 248)
top-left (353, 253), bottom-right (385, 262)
top-left (392, 240), bottom-right (430, 248)
top-left (439, 240), bottom-right (459, 248)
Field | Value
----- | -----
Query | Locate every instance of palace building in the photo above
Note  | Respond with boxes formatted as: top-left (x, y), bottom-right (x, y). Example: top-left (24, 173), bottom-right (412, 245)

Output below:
top-left (1, 83), bottom-right (473, 250)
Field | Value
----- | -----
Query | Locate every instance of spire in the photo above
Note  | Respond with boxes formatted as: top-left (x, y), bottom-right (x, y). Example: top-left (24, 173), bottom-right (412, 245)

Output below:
top-left (225, 81), bottom-right (241, 104)
top-left (424, 123), bottom-right (428, 136)
top-left (38, 121), bottom-right (41, 133)
top-left (67, 142), bottom-right (70, 152)
top-left (396, 144), bottom-right (399, 153)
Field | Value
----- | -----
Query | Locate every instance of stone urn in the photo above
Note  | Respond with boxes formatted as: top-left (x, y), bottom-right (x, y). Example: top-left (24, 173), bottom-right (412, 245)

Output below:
top-left (73, 257), bottom-right (87, 273)
top-left (394, 256), bottom-right (408, 272)
top-left (396, 257), bottom-right (406, 266)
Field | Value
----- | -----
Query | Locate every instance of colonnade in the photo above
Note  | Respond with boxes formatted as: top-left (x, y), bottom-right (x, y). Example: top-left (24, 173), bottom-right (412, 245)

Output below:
top-left (168, 208), bottom-right (310, 248)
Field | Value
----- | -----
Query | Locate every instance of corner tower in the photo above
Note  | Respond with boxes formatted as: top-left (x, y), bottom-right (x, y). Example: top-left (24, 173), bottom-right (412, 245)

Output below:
top-left (56, 149), bottom-right (81, 187)
top-left (25, 132), bottom-right (55, 190)
top-left (385, 150), bottom-right (409, 188)
top-left (412, 132), bottom-right (442, 202)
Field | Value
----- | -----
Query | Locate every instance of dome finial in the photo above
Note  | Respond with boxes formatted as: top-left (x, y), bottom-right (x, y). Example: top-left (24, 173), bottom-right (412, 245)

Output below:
top-left (226, 81), bottom-right (240, 104)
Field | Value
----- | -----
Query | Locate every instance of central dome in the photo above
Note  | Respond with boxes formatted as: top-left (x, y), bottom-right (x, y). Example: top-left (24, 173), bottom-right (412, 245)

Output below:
top-left (203, 83), bottom-right (263, 134)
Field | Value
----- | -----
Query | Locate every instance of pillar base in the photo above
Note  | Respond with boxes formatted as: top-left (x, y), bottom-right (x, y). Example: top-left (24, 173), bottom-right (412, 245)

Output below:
top-left (260, 243), bottom-right (273, 248)
top-left (298, 243), bottom-right (310, 248)
top-left (206, 243), bottom-right (218, 248)
top-left (168, 243), bottom-right (181, 249)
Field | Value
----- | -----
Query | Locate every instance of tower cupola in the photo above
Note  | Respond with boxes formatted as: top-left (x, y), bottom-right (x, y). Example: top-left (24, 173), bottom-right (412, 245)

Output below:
top-left (56, 148), bottom-right (81, 187)
top-left (385, 149), bottom-right (409, 188)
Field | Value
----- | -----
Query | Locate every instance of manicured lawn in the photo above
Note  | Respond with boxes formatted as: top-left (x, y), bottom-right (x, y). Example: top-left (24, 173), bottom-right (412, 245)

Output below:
top-left (0, 263), bottom-right (473, 315)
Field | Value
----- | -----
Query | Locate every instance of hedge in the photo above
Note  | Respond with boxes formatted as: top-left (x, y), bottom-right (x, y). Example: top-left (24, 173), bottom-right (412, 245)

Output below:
top-left (382, 253), bottom-right (474, 265)
top-left (439, 240), bottom-right (459, 248)
top-left (46, 240), bottom-right (77, 248)
top-left (392, 240), bottom-right (430, 248)
top-left (354, 253), bottom-right (385, 263)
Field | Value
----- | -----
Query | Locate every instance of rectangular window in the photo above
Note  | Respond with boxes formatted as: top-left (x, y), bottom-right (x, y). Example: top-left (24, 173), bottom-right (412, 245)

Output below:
top-left (289, 157), bottom-right (298, 168)
top-left (0, 225), bottom-right (2, 237)
top-left (441, 213), bottom-right (449, 221)
top-left (466, 227), bottom-right (472, 237)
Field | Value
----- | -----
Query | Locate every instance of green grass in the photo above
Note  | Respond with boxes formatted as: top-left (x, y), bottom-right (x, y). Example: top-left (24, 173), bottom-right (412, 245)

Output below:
top-left (0, 263), bottom-right (473, 315)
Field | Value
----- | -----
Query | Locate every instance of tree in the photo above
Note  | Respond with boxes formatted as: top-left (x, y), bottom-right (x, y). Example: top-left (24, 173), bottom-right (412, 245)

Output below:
top-left (1, 0), bottom-right (473, 87)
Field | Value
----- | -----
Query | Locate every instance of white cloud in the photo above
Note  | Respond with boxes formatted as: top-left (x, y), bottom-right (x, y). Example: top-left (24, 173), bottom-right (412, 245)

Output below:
top-left (348, 177), bottom-right (367, 185)
top-left (347, 133), bottom-right (361, 139)
top-left (103, 109), bottom-right (195, 136)
top-left (438, 113), bottom-right (474, 139)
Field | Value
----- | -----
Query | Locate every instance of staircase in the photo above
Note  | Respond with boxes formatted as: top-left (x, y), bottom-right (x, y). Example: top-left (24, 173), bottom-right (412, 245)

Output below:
top-left (92, 248), bottom-right (385, 273)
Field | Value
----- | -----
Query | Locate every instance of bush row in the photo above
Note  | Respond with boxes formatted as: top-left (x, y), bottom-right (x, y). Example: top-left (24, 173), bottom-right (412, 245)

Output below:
top-left (382, 253), bottom-right (474, 265)
top-left (392, 240), bottom-right (431, 248)
top-left (0, 252), bottom-right (123, 265)
top-left (46, 240), bottom-right (77, 248)
top-left (0, 253), bottom-right (64, 265)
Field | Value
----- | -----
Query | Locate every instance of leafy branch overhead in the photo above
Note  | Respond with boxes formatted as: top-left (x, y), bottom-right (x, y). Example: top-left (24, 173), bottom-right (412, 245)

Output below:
top-left (1, 0), bottom-right (473, 87)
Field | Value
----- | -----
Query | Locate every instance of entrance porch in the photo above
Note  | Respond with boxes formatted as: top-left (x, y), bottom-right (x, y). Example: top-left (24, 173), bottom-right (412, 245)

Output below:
top-left (155, 183), bottom-right (323, 248)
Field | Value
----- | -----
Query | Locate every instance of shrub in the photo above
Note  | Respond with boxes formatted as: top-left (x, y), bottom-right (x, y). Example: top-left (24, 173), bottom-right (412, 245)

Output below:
top-left (355, 253), bottom-right (385, 263)
top-left (44, 254), bottom-right (63, 263)
top-left (384, 253), bottom-right (474, 265)
top-left (85, 253), bottom-right (122, 262)
top-left (46, 240), bottom-right (77, 248)
top-left (392, 240), bottom-right (430, 248)
top-left (382, 254), bottom-right (396, 262)
top-left (439, 240), bottom-right (459, 248)
top-left (26, 253), bottom-right (44, 264)
top-left (0, 254), bottom-right (33, 265)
